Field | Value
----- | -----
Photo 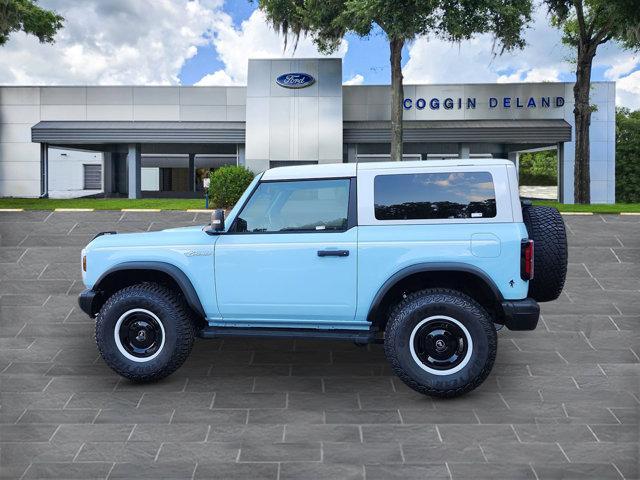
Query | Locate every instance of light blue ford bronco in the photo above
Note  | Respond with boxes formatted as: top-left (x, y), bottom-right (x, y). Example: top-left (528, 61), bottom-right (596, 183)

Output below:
top-left (79, 160), bottom-right (567, 397)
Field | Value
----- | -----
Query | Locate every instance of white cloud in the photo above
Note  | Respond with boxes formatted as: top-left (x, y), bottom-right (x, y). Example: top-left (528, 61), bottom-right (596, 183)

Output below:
top-left (604, 54), bottom-right (639, 81)
top-left (402, 6), bottom-right (639, 108)
top-left (196, 9), bottom-right (348, 86)
top-left (497, 67), bottom-right (561, 83)
top-left (403, 8), bottom-right (572, 85)
top-left (0, 0), bottom-right (224, 85)
top-left (343, 74), bottom-right (364, 85)
top-left (195, 70), bottom-right (236, 86)
top-left (616, 70), bottom-right (640, 110)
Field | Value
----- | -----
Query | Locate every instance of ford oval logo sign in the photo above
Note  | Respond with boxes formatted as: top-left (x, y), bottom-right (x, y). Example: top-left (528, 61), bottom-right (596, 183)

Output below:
top-left (276, 73), bottom-right (315, 89)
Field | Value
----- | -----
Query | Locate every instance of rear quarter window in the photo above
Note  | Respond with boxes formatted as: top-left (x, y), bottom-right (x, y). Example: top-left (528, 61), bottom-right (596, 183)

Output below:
top-left (374, 171), bottom-right (497, 220)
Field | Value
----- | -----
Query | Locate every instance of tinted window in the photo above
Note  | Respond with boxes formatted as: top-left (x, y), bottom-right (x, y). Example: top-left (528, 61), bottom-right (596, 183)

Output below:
top-left (235, 179), bottom-right (350, 233)
top-left (374, 172), bottom-right (496, 220)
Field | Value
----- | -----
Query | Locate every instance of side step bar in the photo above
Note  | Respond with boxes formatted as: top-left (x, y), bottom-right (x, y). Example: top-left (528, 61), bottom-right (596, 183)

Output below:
top-left (198, 326), bottom-right (378, 344)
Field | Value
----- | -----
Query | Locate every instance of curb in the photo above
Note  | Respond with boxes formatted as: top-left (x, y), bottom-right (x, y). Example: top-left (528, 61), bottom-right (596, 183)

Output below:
top-left (560, 212), bottom-right (594, 216)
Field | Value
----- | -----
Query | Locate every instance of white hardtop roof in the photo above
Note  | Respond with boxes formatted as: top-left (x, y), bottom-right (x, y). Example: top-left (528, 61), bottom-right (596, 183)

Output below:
top-left (261, 159), bottom-right (512, 180)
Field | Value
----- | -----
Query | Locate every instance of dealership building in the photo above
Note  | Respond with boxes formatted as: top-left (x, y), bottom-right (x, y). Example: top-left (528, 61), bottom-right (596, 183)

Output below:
top-left (0, 58), bottom-right (616, 203)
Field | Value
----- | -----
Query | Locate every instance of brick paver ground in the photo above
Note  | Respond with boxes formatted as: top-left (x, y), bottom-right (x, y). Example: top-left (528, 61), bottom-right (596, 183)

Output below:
top-left (0, 211), bottom-right (638, 479)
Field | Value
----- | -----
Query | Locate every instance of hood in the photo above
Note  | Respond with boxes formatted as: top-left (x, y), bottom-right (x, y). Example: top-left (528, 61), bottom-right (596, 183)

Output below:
top-left (86, 225), bottom-right (209, 250)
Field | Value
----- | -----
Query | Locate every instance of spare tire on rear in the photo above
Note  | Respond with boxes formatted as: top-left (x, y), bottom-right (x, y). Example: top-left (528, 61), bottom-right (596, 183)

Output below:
top-left (522, 205), bottom-right (568, 302)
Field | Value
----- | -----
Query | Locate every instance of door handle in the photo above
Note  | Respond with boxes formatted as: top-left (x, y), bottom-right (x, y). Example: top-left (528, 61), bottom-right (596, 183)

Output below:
top-left (317, 250), bottom-right (349, 257)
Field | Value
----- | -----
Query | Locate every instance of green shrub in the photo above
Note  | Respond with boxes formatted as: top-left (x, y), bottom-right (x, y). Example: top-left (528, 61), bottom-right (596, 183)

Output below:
top-left (519, 150), bottom-right (558, 186)
top-left (616, 108), bottom-right (640, 203)
top-left (208, 166), bottom-right (254, 209)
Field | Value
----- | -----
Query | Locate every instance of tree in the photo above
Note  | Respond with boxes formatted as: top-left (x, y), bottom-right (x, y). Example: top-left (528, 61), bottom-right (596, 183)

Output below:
top-left (258, 0), bottom-right (532, 161)
top-left (544, 0), bottom-right (640, 203)
top-left (0, 0), bottom-right (64, 46)
top-left (615, 107), bottom-right (640, 203)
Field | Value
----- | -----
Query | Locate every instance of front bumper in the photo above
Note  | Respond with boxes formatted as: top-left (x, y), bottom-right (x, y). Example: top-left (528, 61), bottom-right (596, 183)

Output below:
top-left (501, 298), bottom-right (540, 331)
top-left (78, 289), bottom-right (100, 317)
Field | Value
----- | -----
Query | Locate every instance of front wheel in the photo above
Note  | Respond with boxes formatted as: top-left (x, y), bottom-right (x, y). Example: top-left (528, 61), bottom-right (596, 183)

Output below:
top-left (95, 283), bottom-right (196, 382)
top-left (384, 289), bottom-right (497, 398)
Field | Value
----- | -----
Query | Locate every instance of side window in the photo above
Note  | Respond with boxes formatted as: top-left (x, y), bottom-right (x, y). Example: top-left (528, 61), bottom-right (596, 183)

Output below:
top-left (374, 171), bottom-right (496, 220)
top-left (234, 179), bottom-right (351, 233)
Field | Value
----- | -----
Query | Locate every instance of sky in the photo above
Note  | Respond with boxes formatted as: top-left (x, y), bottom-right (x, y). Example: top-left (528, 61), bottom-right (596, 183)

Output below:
top-left (0, 0), bottom-right (638, 108)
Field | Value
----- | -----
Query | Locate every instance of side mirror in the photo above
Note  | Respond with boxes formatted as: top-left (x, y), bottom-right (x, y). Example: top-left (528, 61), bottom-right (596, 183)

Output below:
top-left (211, 209), bottom-right (225, 232)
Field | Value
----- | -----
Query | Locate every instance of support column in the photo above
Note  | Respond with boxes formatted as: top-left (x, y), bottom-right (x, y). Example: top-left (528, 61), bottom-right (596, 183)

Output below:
top-left (103, 152), bottom-right (113, 195)
top-left (40, 143), bottom-right (49, 198)
top-left (188, 153), bottom-right (196, 192)
top-left (347, 144), bottom-right (357, 163)
top-left (127, 143), bottom-right (141, 199)
top-left (458, 143), bottom-right (470, 159)
top-left (508, 151), bottom-right (519, 171)
top-left (557, 142), bottom-right (565, 203)
top-left (237, 144), bottom-right (246, 167)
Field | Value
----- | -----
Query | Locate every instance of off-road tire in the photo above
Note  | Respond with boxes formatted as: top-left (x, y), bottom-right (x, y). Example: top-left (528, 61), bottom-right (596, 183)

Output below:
top-left (95, 282), bottom-right (196, 382)
top-left (384, 289), bottom-right (497, 398)
top-left (522, 205), bottom-right (568, 302)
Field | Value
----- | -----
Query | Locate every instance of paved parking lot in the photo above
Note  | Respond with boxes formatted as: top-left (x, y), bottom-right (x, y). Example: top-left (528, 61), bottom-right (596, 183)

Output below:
top-left (0, 211), bottom-right (638, 480)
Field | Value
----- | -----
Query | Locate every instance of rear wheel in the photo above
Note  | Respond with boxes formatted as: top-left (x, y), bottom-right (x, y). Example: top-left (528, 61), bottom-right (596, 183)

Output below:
top-left (95, 283), bottom-right (196, 382)
top-left (384, 289), bottom-right (497, 398)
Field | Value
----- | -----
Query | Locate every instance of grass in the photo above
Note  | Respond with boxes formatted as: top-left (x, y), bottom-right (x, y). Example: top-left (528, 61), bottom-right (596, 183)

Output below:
top-left (0, 197), bottom-right (206, 210)
top-left (1, 197), bottom-right (639, 213)
top-left (532, 201), bottom-right (640, 213)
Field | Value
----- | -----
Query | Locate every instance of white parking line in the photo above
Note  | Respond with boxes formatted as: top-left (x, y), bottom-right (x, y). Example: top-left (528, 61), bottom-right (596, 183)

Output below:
top-left (121, 209), bottom-right (162, 212)
top-left (54, 208), bottom-right (94, 212)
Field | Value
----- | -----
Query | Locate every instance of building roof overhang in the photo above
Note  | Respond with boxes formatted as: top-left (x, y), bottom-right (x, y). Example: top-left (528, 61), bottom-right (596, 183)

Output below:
top-left (31, 121), bottom-right (246, 144)
top-left (32, 119), bottom-right (571, 145)
top-left (344, 119), bottom-right (572, 144)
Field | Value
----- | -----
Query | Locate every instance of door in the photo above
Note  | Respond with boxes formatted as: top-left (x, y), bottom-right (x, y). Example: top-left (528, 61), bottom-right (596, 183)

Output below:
top-left (214, 177), bottom-right (358, 329)
top-left (83, 164), bottom-right (102, 190)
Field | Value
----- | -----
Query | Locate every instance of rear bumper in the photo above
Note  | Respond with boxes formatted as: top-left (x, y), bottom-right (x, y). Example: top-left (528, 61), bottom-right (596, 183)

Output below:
top-left (501, 298), bottom-right (540, 331)
top-left (78, 289), bottom-right (99, 317)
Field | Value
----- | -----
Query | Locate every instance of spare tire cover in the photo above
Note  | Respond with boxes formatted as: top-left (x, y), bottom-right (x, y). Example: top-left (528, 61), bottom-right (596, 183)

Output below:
top-left (522, 205), bottom-right (568, 302)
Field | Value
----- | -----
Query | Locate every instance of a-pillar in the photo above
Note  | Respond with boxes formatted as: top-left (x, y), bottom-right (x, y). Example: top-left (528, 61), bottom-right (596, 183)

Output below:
top-left (188, 153), bottom-right (196, 192)
top-left (127, 143), bottom-right (141, 199)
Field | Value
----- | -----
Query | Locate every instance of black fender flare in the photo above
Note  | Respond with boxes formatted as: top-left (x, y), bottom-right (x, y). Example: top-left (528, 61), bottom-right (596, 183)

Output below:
top-left (367, 262), bottom-right (504, 323)
top-left (93, 261), bottom-right (206, 318)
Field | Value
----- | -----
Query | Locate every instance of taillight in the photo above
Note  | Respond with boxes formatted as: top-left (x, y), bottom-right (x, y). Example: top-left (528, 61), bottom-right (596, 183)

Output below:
top-left (521, 240), bottom-right (534, 280)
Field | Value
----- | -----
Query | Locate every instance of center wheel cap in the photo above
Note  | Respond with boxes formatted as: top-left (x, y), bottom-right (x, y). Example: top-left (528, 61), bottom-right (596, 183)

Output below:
top-left (114, 309), bottom-right (165, 362)
top-left (409, 316), bottom-right (473, 375)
